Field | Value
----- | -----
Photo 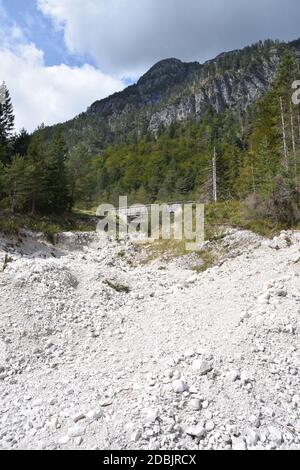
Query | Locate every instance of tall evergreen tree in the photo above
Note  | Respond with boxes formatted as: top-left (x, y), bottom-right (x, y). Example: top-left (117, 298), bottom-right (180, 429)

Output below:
top-left (1, 154), bottom-right (28, 213)
top-left (42, 132), bottom-right (69, 214)
top-left (0, 82), bottom-right (15, 164)
top-left (13, 128), bottom-right (31, 157)
top-left (25, 128), bottom-right (47, 214)
top-left (67, 143), bottom-right (96, 208)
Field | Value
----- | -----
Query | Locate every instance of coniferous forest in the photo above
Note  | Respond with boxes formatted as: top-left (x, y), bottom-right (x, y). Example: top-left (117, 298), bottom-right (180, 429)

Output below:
top-left (0, 49), bottom-right (300, 230)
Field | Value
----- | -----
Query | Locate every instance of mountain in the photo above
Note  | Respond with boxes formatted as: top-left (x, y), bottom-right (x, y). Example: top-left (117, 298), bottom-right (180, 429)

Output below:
top-left (2, 37), bottom-right (300, 219)
top-left (44, 38), bottom-right (300, 151)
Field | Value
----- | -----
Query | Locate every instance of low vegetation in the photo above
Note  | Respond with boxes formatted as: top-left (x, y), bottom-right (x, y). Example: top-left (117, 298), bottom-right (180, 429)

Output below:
top-left (104, 280), bottom-right (131, 294)
top-left (0, 212), bottom-right (96, 243)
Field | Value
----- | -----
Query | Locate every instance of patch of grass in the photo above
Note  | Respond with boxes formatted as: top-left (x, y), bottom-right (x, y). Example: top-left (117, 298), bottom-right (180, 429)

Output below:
top-left (241, 219), bottom-right (285, 238)
top-left (0, 212), bottom-right (96, 243)
top-left (144, 238), bottom-right (189, 262)
top-left (192, 251), bottom-right (217, 273)
top-left (104, 280), bottom-right (130, 293)
top-left (205, 201), bottom-right (244, 227)
top-left (142, 200), bottom-right (286, 268)
top-left (205, 201), bottom-right (287, 238)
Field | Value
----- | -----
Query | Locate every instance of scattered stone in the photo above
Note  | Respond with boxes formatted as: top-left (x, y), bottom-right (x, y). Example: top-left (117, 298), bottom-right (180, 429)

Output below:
top-left (1, 229), bottom-right (299, 450)
top-left (190, 398), bottom-right (202, 411)
top-left (231, 437), bottom-right (247, 451)
top-left (226, 370), bottom-right (241, 382)
top-left (206, 421), bottom-right (215, 432)
top-left (143, 409), bottom-right (159, 423)
top-left (131, 430), bottom-right (142, 443)
top-left (86, 410), bottom-right (102, 421)
top-left (68, 425), bottom-right (86, 439)
top-left (172, 380), bottom-right (189, 393)
top-left (186, 424), bottom-right (206, 439)
top-left (58, 436), bottom-right (70, 446)
top-left (246, 429), bottom-right (259, 446)
top-left (192, 360), bottom-right (213, 376)
top-left (268, 427), bottom-right (283, 446)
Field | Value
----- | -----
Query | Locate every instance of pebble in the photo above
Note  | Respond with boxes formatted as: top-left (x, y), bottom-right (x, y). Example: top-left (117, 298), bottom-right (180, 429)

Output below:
top-left (246, 429), bottom-right (259, 446)
top-left (1, 230), bottom-right (299, 451)
top-left (68, 425), bottom-right (86, 438)
top-left (192, 359), bottom-right (213, 376)
top-left (268, 427), bottom-right (283, 446)
top-left (172, 380), bottom-right (189, 393)
top-left (205, 421), bottom-right (215, 432)
top-left (186, 424), bottom-right (206, 439)
top-left (86, 410), bottom-right (102, 421)
top-left (231, 437), bottom-right (247, 451)
top-left (226, 370), bottom-right (241, 382)
top-left (190, 398), bottom-right (202, 411)
top-left (143, 409), bottom-right (159, 423)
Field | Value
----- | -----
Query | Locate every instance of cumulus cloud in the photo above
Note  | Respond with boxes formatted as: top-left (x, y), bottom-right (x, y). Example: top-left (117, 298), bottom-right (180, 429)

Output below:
top-left (0, 43), bottom-right (123, 131)
top-left (0, 1), bottom-right (124, 132)
top-left (37, 0), bottom-right (300, 78)
top-left (1, 0), bottom-right (300, 131)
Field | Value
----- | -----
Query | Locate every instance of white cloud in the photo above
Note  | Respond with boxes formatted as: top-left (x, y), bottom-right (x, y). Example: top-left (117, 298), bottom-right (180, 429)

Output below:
top-left (1, 0), bottom-right (300, 132)
top-left (0, 1), bottom-right (124, 132)
top-left (37, 0), bottom-right (300, 78)
top-left (0, 42), bottom-right (124, 132)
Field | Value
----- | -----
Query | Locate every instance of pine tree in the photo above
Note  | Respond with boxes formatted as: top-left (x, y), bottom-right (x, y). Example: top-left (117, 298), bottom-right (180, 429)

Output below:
top-left (1, 155), bottom-right (30, 213)
top-left (67, 143), bottom-right (96, 208)
top-left (42, 132), bottom-right (69, 214)
top-left (13, 128), bottom-right (31, 156)
top-left (26, 128), bottom-right (47, 214)
top-left (0, 82), bottom-right (15, 164)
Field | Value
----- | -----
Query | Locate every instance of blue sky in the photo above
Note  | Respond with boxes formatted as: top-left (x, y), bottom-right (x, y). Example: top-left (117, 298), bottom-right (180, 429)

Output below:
top-left (0, 0), bottom-right (300, 131)
top-left (3, 0), bottom-right (85, 66)
top-left (0, 0), bottom-right (125, 131)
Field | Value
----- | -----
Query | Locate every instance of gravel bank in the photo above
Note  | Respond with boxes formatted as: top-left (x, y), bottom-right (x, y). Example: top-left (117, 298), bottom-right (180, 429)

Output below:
top-left (0, 229), bottom-right (299, 450)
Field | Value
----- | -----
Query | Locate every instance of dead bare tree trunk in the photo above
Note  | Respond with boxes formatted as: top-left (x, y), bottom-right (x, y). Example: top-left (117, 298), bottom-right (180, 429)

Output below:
top-left (290, 104), bottom-right (296, 156)
top-left (280, 97), bottom-right (289, 170)
top-left (212, 146), bottom-right (217, 203)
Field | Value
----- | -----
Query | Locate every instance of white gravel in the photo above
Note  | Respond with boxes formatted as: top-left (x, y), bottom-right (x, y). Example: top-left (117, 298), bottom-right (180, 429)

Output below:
top-left (0, 228), bottom-right (299, 450)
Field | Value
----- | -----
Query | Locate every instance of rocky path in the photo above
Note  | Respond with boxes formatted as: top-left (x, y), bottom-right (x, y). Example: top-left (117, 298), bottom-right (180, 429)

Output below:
top-left (0, 229), bottom-right (299, 450)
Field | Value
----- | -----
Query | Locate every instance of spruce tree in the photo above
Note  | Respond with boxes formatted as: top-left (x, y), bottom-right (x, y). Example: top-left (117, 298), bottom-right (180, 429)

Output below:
top-left (13, 128), bottom-right (31, 156)
top-left (42, 132), bottom-right (69, 214)
top-left (26, 128), bottom-right (47, 214)
top-left (67, 143), bottom-right (96, 208)
top-left (0, 82), bottom-right (15, 164)
top-left (1, 154), bottom-right (28, 213)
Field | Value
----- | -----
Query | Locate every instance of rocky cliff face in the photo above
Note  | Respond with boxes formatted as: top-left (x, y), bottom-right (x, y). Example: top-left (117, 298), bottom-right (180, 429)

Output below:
top-left (148, 54), bottom-right (281, 133)
top-left (52, 39), bottom-right (300, 149)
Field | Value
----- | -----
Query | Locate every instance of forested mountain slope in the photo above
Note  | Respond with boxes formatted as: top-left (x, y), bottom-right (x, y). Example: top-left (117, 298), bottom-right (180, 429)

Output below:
top-left (44, 39), bottom-right (300, 152)
top-left (1, 38), bottom-right (300, 220)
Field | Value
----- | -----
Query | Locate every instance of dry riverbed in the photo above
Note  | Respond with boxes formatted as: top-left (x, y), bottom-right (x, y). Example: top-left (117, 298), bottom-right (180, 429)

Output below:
top-left (0, 228), bottom-right (299, 450)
